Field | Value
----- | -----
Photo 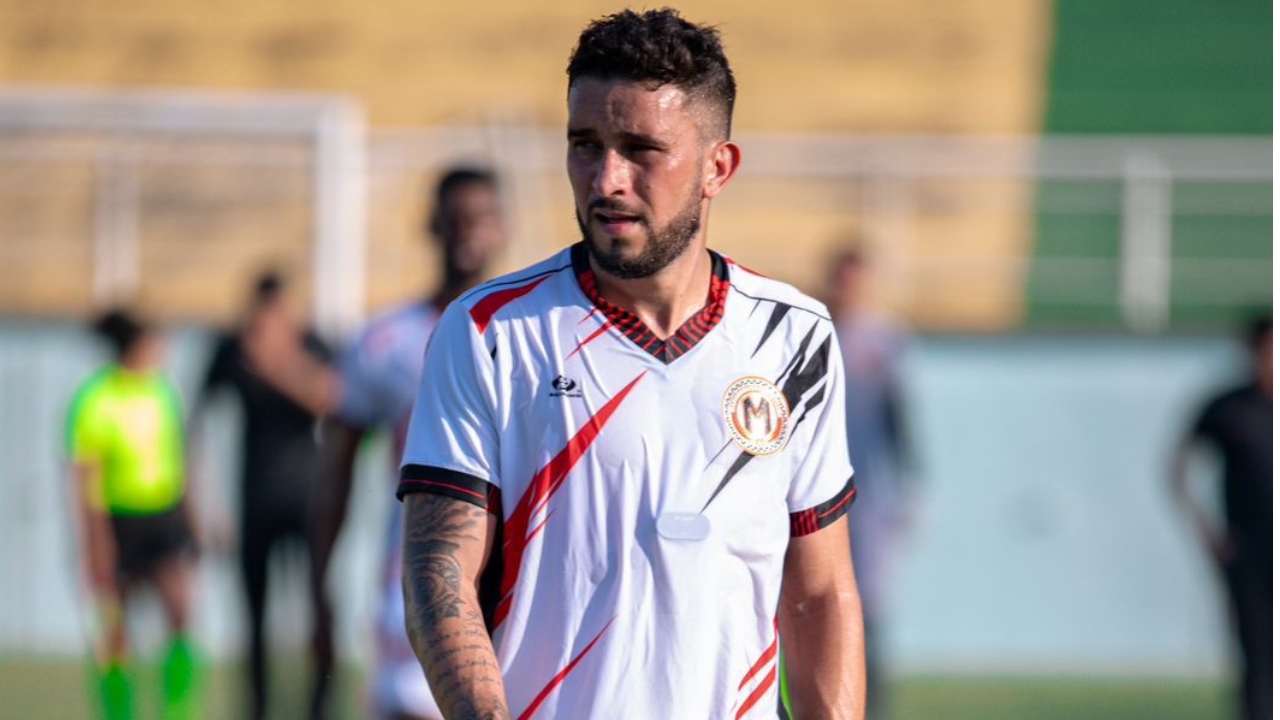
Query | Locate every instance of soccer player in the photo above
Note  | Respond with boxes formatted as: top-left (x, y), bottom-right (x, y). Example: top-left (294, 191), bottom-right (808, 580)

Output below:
top-left (243, 166), bottom-right (507, 720)
top-left (827, 248), bottom-right (913, 720)
top-left (67, 310), bottom-right (202, 720)
top-left (193, 271), bottom-right (336, 720)
top-left (398, 9), bottom-right (866, 720)
top-left (1170, 312), bottom-right (1272, 720)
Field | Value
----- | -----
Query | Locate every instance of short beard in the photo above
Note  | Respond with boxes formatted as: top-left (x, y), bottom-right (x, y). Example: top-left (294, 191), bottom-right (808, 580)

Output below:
top-left (577, 193), bottom-right (702, 280)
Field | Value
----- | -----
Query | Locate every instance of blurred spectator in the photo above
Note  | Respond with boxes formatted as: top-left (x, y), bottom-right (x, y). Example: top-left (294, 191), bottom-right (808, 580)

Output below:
top-left (244, 165), bottom-right (506, 720)
top-left (826, 247), bottom-right (913, 720)
top-left (1170, 312), bottom-right (1272, 720)
top-left (192, 272), bottom-right (336, 720)
top-left (66, 309), bottom-right (202, 720)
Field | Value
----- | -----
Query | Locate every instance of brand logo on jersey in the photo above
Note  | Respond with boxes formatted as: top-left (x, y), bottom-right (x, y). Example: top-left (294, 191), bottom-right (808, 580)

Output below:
top-left (722, 376), bottom-right (790, 455)
top-left (549, 374), bottom-right (583, 398)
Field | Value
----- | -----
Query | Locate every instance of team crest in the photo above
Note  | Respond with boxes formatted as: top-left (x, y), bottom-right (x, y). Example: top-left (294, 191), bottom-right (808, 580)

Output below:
top-left (722, 376), bottom-right (790, 456)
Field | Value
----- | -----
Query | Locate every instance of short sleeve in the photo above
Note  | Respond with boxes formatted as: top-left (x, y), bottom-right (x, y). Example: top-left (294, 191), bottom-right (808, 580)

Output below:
top-left (66, 385), bottom-right (106, 465)
top-left (397, 302), bottom-right (502, 512)
top-left (786, 329), bottom-right (857, 537)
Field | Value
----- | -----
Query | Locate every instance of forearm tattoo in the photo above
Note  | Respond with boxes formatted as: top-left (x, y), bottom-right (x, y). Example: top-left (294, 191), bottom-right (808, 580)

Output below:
top-left (403, 494), bottom-right (511, 720)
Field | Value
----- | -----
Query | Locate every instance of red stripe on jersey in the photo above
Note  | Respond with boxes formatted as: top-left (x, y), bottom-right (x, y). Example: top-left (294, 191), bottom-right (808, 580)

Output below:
top-left (735, 665), bottom-right (777, 719)
top-left (566, 323), bottom-right (612, 360)
top-left (738, 633), bottom-right (779, 690)
top-left (515, 617), bottom-right (616, 720)
top-left (494, 372), bottom-right (647, 628)
top-left (398, 479), bottom-right (487, 503)
top-left (818, 486), bottom-right (857, 519)
top-left (469, 276), bottom-right (550, 333)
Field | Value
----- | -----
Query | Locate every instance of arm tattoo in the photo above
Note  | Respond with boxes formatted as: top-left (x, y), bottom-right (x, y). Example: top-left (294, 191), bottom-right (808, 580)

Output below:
top-left (403, 494), bottom-right (511, 720)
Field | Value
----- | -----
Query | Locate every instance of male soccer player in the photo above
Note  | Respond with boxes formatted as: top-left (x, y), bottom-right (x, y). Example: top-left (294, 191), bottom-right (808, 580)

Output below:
top-left (67, 310), bottom-right (202, 720)
top-left (1170, 312), bottom-right (1272, 720)
top-left (245, 166), bottom-right (506, 720)
top-left (398, 10), bottom-right (866, 720)
top-left (194, 272), bottom-right (336, 720)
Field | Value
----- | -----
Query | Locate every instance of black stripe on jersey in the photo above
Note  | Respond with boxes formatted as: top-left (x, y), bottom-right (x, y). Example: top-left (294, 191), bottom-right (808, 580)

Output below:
top-left (780, 331), bottom-right (831, 410)
top-left (700, 450), bottom-right (753, 512)
top-left (728, 284), bottom-right (832, 322)
top-left (398, 464), bottom-right (501, 514)
top-left (752, 302), bottom-right (792, 358)
top-left (701, 325), bottom-right (833, 512)
top-left (790, 476), bottom-right (857, 536)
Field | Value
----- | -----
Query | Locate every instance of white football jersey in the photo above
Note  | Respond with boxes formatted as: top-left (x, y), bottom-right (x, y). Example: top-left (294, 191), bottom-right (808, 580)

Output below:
top-left (400, 242), bottom-right (855, 720)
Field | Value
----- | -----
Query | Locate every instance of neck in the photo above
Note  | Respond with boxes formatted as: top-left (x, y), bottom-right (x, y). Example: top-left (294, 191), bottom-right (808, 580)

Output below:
top-left (590, 241), bottom-right (712, 339)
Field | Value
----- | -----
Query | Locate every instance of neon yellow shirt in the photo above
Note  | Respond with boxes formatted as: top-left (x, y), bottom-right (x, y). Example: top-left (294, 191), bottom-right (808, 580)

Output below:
top-left (66, 365), bottom-right (186, 515)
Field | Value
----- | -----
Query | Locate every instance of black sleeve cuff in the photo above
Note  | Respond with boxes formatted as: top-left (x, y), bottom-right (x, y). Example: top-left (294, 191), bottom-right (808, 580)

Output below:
top-left (398, 464), bottom-right (501, 515)
top-left (789, 475), bottom-right (857, 537)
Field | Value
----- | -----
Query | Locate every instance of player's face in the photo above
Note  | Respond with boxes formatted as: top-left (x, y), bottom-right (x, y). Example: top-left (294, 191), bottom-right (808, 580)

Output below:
top-left (440, 182), bottom-right (504, 278)
top-left (567, 78), bottom-right (712, 279)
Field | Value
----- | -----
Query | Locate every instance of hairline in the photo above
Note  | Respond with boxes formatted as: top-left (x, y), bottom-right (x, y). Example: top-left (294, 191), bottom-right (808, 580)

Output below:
top-left (567, 74), bottom-right (732, 142)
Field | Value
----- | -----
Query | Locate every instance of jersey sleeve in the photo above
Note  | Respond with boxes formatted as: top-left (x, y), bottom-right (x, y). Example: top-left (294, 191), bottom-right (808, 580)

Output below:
top-left (397, 302), bottom-right (501, 513)
top-left (65, 377), bottom-right (106, 464)
top-left (786, 328), bottom-right (857, 537)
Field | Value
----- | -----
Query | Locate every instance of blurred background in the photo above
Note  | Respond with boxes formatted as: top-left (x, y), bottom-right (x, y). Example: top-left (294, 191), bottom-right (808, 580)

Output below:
top-left (0, 0), bottom-right (1270, 719)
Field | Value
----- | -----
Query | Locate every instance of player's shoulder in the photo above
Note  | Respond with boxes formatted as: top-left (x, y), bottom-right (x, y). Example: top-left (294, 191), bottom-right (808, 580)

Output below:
top-left (456, 249), bottom-right (575, 310)
top-left (720, 252), bottom-right (834, 324)
top-left (449, 248), bottom-right (577, 332)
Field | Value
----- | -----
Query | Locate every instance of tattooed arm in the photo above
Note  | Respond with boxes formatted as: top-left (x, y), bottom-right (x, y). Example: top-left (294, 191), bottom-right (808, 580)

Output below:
top-left (402, 492), bottom-right (510, 720)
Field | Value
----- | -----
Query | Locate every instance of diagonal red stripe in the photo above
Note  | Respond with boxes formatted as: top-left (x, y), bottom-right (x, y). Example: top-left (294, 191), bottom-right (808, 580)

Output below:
top-left (737, 634), bottom-right (779, 690)
top-left (493, 372), bottom-right (646, 627)
top-left (470, 276), bottom-right (550, 333)
top-left (515, 617), bottom-right (616, 720)
top-left (735, 665), bottom-right (777, 720)
top-left (566, 322), bottom-right (612, 360)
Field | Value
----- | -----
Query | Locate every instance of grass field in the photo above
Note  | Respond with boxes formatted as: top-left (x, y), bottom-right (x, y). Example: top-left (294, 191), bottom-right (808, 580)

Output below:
top-left (0, 656), bottom-right (1232, 720)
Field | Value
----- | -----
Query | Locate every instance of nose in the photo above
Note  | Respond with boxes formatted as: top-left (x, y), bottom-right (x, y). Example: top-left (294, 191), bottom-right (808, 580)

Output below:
top-left (592, 148), bottom-right (630, 198)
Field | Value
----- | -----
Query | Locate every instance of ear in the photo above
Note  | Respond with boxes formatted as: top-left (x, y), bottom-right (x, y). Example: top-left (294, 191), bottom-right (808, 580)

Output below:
top-left (702, 140), bottom-right (741, 200)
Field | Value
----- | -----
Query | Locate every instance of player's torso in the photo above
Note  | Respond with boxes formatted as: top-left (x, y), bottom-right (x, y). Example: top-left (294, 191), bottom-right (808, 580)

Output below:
top-left (90, 373), bottom-right (185, 512)
top-left (485, 271), bottom-right (826, 719)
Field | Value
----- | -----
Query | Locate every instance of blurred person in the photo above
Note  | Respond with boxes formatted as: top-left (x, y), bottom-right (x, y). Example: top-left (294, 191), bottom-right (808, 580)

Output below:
top-left (66, 309), bottom-right (202, 720)
top-left (245, 165), bottom-right (506, 720)
top-left (826, 247), bottom-right (913, 720)
top-left (1170, 312), bottom-right (1272, 720)
top-left (398, 10), bottom-right (863, 720)
top-left (192, 271), bottom-right (336, 720)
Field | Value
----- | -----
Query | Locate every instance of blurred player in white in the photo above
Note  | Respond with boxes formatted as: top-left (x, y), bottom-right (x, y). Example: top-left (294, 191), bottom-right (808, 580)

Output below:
top-left (398, 9), bottom-right (865, 720)
top-left (827, 247), bottom-right (914, 720)
top-left (246, 167), bottom-right (506, 720)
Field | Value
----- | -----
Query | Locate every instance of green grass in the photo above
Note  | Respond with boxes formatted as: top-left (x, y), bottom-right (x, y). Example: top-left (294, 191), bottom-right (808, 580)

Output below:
top-left (0, 657), bottom-right (1233, 720)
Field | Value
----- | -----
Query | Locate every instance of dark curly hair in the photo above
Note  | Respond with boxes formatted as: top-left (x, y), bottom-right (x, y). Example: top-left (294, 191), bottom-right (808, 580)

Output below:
top-left (567, 8), bottom-right (736, 137)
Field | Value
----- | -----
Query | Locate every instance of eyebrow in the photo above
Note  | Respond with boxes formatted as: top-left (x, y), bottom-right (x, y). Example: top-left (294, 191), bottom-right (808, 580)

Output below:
top-left (566, 128), bottom-right (666, 148)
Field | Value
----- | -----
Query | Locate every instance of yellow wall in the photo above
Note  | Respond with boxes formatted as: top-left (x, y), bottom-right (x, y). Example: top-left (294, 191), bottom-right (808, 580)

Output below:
top-left (0, 1), bottom-right (1052, 329)
top-left (0, 0), bottom-right (1049, 132)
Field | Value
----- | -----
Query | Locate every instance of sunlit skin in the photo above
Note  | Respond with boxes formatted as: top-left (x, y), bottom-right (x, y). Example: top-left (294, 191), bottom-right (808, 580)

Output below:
top-left (566, 78), bottom-right (741, 338)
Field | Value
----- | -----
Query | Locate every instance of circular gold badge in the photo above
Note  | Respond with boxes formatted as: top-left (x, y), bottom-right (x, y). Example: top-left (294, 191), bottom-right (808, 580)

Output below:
top-left (722, 376), bottom-right (791, 456)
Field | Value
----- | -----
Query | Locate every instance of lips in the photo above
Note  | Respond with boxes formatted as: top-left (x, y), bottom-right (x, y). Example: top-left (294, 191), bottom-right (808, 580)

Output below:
top-left (593, 210), bottom-right (641, 232)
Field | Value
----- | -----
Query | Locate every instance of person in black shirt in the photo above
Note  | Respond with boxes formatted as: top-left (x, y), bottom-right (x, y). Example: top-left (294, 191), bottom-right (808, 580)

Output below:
top-left (1171, 312), bottom-right (1272, 720)
top-left (195, 272), bottom-right (336, 720)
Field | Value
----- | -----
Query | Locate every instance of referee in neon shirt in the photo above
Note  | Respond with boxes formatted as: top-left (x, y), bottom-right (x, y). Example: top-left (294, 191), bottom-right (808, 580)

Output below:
top-left (66, 310), bottom-right (202, 720)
